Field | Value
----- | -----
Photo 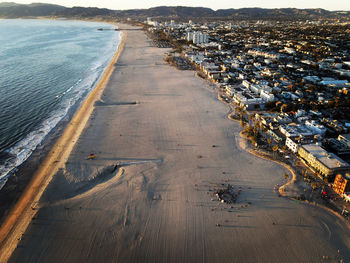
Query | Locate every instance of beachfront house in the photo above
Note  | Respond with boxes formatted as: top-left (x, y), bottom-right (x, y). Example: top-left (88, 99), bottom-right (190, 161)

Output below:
top-left (298, 144), bottom-right (350, 180)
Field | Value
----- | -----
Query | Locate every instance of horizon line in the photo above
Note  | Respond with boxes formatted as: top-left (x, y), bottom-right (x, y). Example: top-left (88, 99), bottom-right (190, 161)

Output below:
top-left (2, 2), bottom-right (350, 12)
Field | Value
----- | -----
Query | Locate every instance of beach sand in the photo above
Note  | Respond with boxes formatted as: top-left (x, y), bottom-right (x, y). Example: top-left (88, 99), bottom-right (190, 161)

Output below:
top-left (2, 24), bottom-right (350, 262)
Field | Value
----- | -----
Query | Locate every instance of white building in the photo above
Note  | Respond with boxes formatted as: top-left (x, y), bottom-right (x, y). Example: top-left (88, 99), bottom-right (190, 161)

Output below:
top-left (319, 80), bottom-right (350, 87)
top-left (260, 90), bottom-right (275, 102)
top-left (284, 47), bottom-right (296, 54)
top-left (233, 92), bottom-right (264, 110)
top-left (286, 137), bottom-right (299, 153)
top-left (146, 17), bottom-right (158, 27)
top-left (187, 31), bottom-right (209, 44)
top-left (242, 80), bottom-right (251, 89)
top-left (279, 124), bottom-right (314, 138)
top-left (305, 120), bottom-right (327, 135)
top-left (247, 49), bottom-right (280, 60)
top-left (188, 54), bottom-right (204, 64)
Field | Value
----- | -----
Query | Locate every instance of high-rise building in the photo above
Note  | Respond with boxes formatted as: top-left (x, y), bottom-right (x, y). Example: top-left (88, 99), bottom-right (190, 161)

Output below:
top-left (187, 32), bottom-right (209, 44)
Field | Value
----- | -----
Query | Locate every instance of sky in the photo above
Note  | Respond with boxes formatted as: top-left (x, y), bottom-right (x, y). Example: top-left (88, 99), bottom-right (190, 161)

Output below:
top-left (2, 0), bottom-right (350, 11)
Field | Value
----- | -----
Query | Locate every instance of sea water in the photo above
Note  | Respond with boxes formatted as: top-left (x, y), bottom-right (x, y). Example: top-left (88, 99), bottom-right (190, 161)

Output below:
top-left (0, 19), bottom-right (121, 188)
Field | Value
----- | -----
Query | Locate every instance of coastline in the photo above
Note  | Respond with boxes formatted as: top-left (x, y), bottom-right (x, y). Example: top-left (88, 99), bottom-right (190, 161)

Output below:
top-left (0, 27), bottom-right (126, 262)
top-left (4, 25), bottom-right (350, 262)
top-left (0, 18), bottom-right (122, 224)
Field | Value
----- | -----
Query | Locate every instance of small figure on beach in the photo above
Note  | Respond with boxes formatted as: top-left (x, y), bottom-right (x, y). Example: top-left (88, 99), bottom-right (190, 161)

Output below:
top-left (112, 162), bottom-right (120, 172)
top-left (87, 153), bottom-right (95, 160)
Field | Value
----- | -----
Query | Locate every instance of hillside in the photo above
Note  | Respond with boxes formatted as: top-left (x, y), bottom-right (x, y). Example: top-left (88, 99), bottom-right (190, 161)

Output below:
top-left (0, 3), bottom-right (349, 20)
top-left (117, 6), bottom-right (349, 20)
top-left (0, 3), bottom-right (66, 17)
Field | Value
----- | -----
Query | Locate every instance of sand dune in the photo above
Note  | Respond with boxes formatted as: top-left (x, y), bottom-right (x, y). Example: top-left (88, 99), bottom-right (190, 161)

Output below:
top-left (3, 24), bottom-right (350, 263)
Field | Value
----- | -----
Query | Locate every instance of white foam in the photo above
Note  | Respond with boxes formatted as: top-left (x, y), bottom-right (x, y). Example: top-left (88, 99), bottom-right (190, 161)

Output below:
top-left (0, 32), bottom-right (122, 187)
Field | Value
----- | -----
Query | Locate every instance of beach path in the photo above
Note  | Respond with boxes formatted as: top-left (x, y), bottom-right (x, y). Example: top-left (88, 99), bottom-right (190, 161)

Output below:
top-left (6, 25), bottom-right (350, 263)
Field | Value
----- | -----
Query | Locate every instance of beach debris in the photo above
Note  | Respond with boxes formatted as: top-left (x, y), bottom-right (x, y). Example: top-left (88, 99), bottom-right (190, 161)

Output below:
top-left (87, 153), bottom-right (95, 160)
top-left (214, 184), bottom-right (239, 204)
top-left (112, 162), bottom-right (120, 172)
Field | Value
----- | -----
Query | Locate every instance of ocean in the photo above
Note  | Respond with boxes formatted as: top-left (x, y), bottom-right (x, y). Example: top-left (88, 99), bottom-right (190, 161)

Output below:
top-left (0, 19), bottom-right (121, 188)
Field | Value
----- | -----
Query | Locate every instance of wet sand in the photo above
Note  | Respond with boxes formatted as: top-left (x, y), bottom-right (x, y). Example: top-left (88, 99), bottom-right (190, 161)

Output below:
top-left (3, 24), bottom-right (350, 262)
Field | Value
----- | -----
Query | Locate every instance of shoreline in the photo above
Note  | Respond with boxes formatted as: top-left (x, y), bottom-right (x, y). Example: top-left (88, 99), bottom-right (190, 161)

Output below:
top-left (0, 18), bottom-right (121, 224)
top-left (0, 27), bottom-right (126, 262)
top-left (4, 25), bottom-right (350, 262)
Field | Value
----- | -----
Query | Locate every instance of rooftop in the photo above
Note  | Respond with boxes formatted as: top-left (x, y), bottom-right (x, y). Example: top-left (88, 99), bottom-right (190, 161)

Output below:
top-left (302, 144), bottom-right (350, 169)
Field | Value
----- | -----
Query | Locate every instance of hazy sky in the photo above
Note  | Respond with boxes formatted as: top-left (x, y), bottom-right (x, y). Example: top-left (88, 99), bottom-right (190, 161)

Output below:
top-left (3, 0), bottom-right (350, 11)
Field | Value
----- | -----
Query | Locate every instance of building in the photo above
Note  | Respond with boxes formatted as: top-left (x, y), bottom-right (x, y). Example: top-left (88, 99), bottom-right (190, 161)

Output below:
top-left (338, 134), bottom-right (350, 147)
top-left (327, 134), bottom-right (350, 155)
top-left (232, 92), bottom-right (264, 110)
top-left (242, 80), bottom-right (251, 89)
top-left (260, 90), bottom-right (275, 102)
top-left (285, 137), bottom-right (315, 154)
top-left (298, 144), bottom-right (350, 179)
top-left (279, 124), bottom-right (314, 138)
top-left (319, 80), bottom-right (350, 88)
top-left (333, 174), bottom-right (350, 195)
top-left (286, 137), bottom-right (299, 153)
top-left (146, 17), bottom-right (158, 27)
top-left (247, 49), bottom-right (280, 60)
top-left (305, 120), bottom-right (326, 135)
top-left (187, 31), bottom-right (209, 44)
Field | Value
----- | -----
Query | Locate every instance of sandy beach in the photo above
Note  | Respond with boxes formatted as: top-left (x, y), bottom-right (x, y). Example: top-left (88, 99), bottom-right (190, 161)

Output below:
top-left (1, 24), bottom-right (350, 262)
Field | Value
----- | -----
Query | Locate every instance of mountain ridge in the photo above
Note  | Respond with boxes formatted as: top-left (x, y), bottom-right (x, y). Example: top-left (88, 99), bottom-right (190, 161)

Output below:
top-left (0, 3), bottom-right (349, 20)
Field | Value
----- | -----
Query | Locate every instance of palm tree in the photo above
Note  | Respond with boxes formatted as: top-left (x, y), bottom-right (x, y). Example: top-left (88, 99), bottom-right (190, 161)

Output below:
top-left (248, 114), bottom-right (254, 122)
top-left (302, 169), bottom-right (309, 182)
top-left (310, 182), bottom-right (318, 199)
